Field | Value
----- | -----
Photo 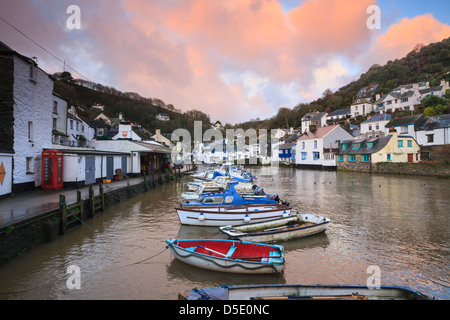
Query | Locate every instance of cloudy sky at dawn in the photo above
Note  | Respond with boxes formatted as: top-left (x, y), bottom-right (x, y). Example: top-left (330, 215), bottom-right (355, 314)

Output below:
top-left (1, 0), bottom-right (450, 124)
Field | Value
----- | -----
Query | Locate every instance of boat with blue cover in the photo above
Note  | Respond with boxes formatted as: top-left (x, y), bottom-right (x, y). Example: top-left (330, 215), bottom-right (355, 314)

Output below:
top-left (175, 181), bottom-right (292, 226)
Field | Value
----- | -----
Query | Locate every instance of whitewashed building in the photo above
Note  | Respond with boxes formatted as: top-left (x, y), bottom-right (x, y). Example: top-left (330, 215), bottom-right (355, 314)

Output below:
top-left (295, 124), bottom-right (354, 169)
top-left (350, 98), bottom-right (373, 118)
top-left (415, 114), bottom-right (450, 146)
top-left (0, 41), bottom-right (56, 192)
top-left (112, 123), bottom-right (142, 141)
top-left (301, 112), bottom-right (327, 133)
top-left (359, 114), bottom-right (391, 138)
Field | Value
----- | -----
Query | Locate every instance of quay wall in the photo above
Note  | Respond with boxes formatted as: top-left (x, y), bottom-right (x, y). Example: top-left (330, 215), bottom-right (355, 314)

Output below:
top-left (337, 161), bottom-right (450, 178)
top-left (0, 169), bottom-right (188, 266)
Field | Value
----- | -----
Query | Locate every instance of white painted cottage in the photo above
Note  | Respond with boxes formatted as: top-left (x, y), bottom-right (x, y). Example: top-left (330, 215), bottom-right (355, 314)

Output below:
top-left (295, 124), bottom-right (354, 169)
top-left (0, 41), bottom-right (56, 192)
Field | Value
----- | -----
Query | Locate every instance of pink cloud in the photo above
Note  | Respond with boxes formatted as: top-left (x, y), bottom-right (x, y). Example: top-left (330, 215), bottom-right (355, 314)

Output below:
top-left (1, 1), bottom-right (450, 124)
top-left (360, 14), bottom-right (450, 67)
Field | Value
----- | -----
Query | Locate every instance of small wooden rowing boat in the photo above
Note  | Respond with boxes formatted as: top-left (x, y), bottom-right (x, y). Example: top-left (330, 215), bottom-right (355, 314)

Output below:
top-left (178, 284), bottom-right (434, 300)
top-left (166, 239), bottom-right (285, 274)
top-left (219, 213), bottom-right (330, 243)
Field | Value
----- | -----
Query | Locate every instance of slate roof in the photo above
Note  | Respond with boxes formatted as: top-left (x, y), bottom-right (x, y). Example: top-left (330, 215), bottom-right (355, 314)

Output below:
top-left (298, 125), bottom-right (340, 140)
top-left (328, 108), bottom-right (350, 117)
top-left (338, 136), bottom-right (392, 155)
top-left (416, 114), bottom-right (450, 131)
top-left (385, 114), bottom-right (423, 128)
top-left (302, 112), bottom-right (327, 121)
top-left (362, 113), bottom-right (391, 124)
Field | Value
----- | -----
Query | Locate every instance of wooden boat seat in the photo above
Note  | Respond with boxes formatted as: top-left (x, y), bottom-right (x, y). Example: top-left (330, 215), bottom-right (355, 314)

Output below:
top-left (261, 251), bottom-right (281, 263)
top-left (226, 245), bottom-right (237, 258)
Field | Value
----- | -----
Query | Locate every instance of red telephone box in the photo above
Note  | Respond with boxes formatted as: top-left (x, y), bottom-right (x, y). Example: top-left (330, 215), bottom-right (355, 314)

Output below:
top-left (42, 149), bottom-right (64, 190)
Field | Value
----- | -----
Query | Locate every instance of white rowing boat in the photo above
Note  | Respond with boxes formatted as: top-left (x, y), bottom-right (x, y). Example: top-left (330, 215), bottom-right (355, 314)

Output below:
top-left (219, 213), bottom-right (330, 242)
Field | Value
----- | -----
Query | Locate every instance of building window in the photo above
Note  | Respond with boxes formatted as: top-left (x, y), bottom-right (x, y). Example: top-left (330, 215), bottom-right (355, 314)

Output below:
top-left (426, 134), bottom-right (434, 143)
top-left (361, 154), bottom-right (370, 162)
top-left (313, 152), bottom-right (320, 160)
top-left (398, 140), bottom-right (403, 147)
top-left (53, 118), bottom-right (57, 131)
top-left (29, 64), bottom-right (36, 81)
top-left (314, 140), bottom-right (317, 149)
top-left (337, 155), bottom-right (343, 162)
top-left (26, 157), bottom-right (33, 173)
top-left (302, 142), bottom-right (305, 150)
top-left (368, 125), bottom-right (372, 131)
top-left (407, 140), bottom-right (412, 147)
top-left (387, 154), bottom-right (391, 161)
top-left (366, 142), bottom-right (373, 149)
top-left (76, 122), bottom-right (79, 131)
top-left (342, 144), bottom-right (347, 150)
top-left (375, 124), bottom-right (379, 130)
top-left (352, 142), bottom-right (361, 150)
top-left (81, 125), bottom-right (85, 132)
top-left (301, 152), bottom-right (307, 160)
top-left (400, 126), bottom-right (408, 134)
top-left (349, 155), bottom-right (356, 162)
top-left (70, 120), bottom-right (74, 130)
top-left (28, 121), bottom-right (33, 142)
top-left (53, 101), bottom-right (58, 114)
top-left (401, 97), bottom-right (408, 103)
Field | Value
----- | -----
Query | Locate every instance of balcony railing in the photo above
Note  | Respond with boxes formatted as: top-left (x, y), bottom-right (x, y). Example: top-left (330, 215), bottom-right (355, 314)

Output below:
top-left (53, 136), bottom-right (93, 148)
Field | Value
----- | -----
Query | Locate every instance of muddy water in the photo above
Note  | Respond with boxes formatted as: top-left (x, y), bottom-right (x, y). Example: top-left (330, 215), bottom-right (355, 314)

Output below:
top-left (0, 167), bottom-right (448, 299)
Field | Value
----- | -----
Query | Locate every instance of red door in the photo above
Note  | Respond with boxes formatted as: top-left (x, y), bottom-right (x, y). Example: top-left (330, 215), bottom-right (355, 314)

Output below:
top-left (407, 154), bottom-right (413, 163)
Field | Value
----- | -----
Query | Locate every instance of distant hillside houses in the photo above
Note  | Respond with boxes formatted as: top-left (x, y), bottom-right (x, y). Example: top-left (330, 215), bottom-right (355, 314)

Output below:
top-left (156, 113), bottom-right (170, 121)
top-left (355, 80), bottom-right (450, 117)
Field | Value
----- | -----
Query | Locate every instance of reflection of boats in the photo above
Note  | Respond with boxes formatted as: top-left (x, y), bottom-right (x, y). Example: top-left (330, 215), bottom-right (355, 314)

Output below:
top-left (219, 213), bottom-right (330, 243)
top-left (176, 181), bottom-right (291, 226)
top-left (178, 284), bottom-right (434, 300)
top-left (166, 239), bottom-right (285, 274)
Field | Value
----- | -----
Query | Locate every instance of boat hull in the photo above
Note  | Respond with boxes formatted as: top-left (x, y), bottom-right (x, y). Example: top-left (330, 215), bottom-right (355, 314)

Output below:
top-left (178, 284), bottom-right (434, 300)
top-left (175, 204), bottom-right (292, 226)
top-left (219, 213), bottom-right (330, 242)
top-left (166, 239), bottom-right (285, 274)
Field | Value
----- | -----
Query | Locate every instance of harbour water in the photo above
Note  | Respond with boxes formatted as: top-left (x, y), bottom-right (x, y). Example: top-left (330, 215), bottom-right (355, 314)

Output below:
top-left (0, 166), bottom-right (448, 300)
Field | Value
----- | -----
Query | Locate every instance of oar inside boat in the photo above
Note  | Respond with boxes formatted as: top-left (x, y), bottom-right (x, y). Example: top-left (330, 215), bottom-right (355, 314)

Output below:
top-left (196, 245), bottom-right (228, 257)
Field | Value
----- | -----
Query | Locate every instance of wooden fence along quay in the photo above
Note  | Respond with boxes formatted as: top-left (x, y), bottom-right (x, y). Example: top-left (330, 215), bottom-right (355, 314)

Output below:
top-left (0, 167), bottom-right (189, 266)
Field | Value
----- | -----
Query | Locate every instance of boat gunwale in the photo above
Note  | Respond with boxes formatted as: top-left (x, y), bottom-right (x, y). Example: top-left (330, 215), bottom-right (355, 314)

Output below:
top-left (179, 283), bottom-right (434, 300)
top-left (221, 219), bottom-right (330, 237)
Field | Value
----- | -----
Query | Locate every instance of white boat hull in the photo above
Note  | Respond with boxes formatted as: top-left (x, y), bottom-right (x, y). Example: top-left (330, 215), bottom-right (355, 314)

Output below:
top-left (220, 213), bottom-right (330, 243)
top-left (175, 205), bottom-right (292, 227)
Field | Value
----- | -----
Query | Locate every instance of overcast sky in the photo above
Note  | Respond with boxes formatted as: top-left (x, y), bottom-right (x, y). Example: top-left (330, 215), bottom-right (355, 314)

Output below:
top-left (1, 0), bottom-right (449, 124)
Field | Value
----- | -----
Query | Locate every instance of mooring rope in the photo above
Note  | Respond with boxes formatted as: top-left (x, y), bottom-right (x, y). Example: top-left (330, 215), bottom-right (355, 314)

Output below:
top-left (60, 201), bottom-right (97, 231)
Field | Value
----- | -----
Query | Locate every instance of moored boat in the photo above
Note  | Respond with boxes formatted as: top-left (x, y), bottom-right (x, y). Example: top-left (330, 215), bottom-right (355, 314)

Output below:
top-left (166, 239), bottom-right (285, 274)
top-left (219, 213), bottom-right (330, 243)
top-left (178, 284), bottom-right (434, 300)
top-left (176, 181), bottom-right (292, 226)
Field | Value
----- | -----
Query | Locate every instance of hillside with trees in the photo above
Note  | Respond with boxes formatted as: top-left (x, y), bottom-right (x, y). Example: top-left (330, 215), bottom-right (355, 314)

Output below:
top-left (53, 75), bottom-right (211, 136)
top-left (233, 37), bottom-right (450, 130)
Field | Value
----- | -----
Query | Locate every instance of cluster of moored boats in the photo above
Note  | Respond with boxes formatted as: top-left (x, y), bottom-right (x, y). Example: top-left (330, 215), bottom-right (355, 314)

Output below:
top-left (166, 164), bottom-right (433, 300)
